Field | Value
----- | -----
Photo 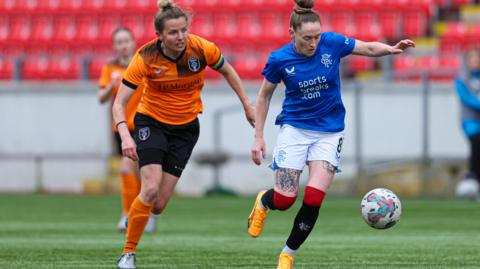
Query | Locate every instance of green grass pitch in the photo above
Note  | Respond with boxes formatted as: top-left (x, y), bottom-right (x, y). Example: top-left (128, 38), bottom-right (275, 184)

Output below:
top-left (0, 194), bottom-right (478, 268)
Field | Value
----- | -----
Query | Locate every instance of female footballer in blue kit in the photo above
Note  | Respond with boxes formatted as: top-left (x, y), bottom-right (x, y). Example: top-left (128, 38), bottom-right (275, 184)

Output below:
top-left (247, 1), bottom-right (415, 268)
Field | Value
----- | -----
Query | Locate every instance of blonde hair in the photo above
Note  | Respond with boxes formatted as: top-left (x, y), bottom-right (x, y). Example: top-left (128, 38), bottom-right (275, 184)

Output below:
top-left (157, 0), bottom-right (173, 11)
top-left (154, 0), bottom-right (188, 33)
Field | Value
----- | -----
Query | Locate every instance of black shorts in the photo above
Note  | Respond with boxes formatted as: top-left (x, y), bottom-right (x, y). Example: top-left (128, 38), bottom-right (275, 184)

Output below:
top-left (133, 113), bottom-right (200, 177)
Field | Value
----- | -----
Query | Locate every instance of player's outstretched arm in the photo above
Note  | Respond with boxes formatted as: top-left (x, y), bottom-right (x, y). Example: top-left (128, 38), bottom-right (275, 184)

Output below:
top-left (251, 79), bottom-right (277, 166)
top-left (112, 83), bottom-right (138, 161)
top-left (352, 39), bottom-right (416, 57)
top-left (217, 61), bottom-right (256, 127)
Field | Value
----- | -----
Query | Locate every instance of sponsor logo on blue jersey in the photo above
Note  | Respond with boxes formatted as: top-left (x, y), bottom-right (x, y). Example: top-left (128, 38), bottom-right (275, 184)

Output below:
top-left (261, 32), bottom-right (356, 132)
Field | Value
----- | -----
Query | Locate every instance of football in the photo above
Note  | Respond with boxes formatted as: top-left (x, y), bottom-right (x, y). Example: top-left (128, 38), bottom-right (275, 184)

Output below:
top-left (361, 188), bottom-right (402, 229)
top-left (455, 178), bottom-right (479, 200)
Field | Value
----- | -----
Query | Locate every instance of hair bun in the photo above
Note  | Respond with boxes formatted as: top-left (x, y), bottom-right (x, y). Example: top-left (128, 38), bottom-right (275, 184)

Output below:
top-left (294, 0), bottom-right (314, 14)
top-left (157, 0), bottom-right (174, 11)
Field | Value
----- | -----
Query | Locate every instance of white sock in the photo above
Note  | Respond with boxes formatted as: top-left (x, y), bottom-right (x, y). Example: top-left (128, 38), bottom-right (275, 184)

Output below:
top-left (258, 196), bottom-right (267, 209)
top-left (282, 245), bottom-right (297, 256)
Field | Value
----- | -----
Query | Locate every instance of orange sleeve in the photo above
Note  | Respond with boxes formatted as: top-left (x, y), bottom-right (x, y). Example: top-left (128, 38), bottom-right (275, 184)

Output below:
top-left (122, 52), bottom-right (148, 90)
top-left (199, 37), bottom-right (224, 70)
top-left (98, 64), bottom-right (111, 88)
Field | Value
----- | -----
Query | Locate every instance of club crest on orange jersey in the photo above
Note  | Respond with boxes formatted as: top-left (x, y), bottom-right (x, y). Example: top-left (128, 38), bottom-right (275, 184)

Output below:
top-left (138, 127), bottom-right (150, 141)
top-left (188, 57), bottom-right (200, 72)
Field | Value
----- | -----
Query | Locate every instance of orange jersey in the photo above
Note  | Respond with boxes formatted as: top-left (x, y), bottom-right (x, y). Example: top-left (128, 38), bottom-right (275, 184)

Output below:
top-left (98, 59), bottom-right (143, 132)
top-left (122, 34), bottom-right (224, 125)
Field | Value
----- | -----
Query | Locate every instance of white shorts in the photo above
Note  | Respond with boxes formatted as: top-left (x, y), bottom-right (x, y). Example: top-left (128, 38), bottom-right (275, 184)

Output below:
top-left (272, 124), bottom-right (344, 172)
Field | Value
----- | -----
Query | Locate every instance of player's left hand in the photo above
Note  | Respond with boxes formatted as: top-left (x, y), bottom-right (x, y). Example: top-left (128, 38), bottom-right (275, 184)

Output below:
top-left (391, 39), bottom-right (416, 54)
top-left (244, 105), bottom-right (256, 127)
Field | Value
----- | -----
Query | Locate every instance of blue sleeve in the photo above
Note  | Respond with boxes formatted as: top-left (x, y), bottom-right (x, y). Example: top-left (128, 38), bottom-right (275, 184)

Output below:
top-left (261, 53), bottom-right (282, 84)
top-left (456, 78), bottom-right (480, 111)
top-left (328, 32), bottom-right (356, 58)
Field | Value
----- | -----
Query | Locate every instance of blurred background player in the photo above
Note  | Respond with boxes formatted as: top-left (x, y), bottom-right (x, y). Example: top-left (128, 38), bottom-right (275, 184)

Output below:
top-left (454, 48), bottom-right (480, 200)
top-left (98, 27), bottom-right (157, 232)
top-left (248, 0), bottom-right (415, 268)
top-left (113, 0), bottom-right (255, 268)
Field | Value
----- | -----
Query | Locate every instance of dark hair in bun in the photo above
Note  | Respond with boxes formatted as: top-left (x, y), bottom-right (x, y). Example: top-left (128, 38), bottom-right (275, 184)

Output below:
top-left (290, 0), bottom-right (321, 30)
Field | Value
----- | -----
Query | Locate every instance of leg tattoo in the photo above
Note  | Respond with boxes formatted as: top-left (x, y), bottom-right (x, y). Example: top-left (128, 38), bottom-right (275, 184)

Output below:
top-left (322, 161), bottom-right (336, 174)
top-left (275, 168), bottom-right (301, 194)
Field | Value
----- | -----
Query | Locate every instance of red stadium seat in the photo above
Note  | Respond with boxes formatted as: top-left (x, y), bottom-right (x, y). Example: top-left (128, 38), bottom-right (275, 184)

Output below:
top-left (353, 12), bottom-right (382, 40)
top-left (465, 24), bottom-right (480, 50)
top-left (0, 0), bottom-right (15, 14)
top-left (58, 0), bottom-right (84, 13)
top-left (264, 0), bottom-right (292, 11)
top-left (260, 12), bottom-right (290, 43)
top-left (393, 55), bottom-right (422, 80)
top-left (30, 16), bottom-right (54, 44)
top-left (237, 13), bottom-right (261, 41)
top-left (52, 16), bottom-right (76, 44)
top-left (84, 0), bottom-right (107, 13)
top-left (88, 54), bottom-right (111, 80)
top-left (106, 0), bottom-right (128, 12)
top-left (180, 0), bottom-right (219, 11)
top-left (379, 12), bottom-right (402, 40)
top-left (49, 54), bottom-right (81, 79)
top-left (190, 13), bottom-right (214, 39)
top-left (348, 56), bottom-right (376, 72)
top-left (98, 16), bottom-right (121, 44)
top-left (402, 11), bottom-right (427, 37)
top-left (0, 16), bottom-right (8, 44)
top-left (0, 57), bottom-right (13, 79)
top-left (232, 47), bottom-right (264, 79)
top-left (443, 22), bottom-right (468, 38)
top-left (451, 0), bottom-right (473, 6)
top-left (212, 14), bottom-right (237, 43)
top-left (76, 16), bottom-right (99, 43)
top-left (22, 54), bottom-right (50, 80)
top-left (331, 12), bottom-right (356, 36)
top-left (9, 16), bottom-right (31, 43)
top-left (121, 15), bottom-right (147, 42)
top-left (439, 22), bottom-right (468, 52)
top-left (37, 0), bottom-right (61, 14)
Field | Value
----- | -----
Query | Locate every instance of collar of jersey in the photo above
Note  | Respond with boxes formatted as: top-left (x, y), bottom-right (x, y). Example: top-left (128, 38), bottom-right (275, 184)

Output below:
top-left (156, 39), bottom-right (187, 63)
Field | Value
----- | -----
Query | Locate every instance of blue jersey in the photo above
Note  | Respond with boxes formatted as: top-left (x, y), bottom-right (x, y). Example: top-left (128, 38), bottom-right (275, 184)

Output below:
top-left (262, 32), bottom-right (355, 132)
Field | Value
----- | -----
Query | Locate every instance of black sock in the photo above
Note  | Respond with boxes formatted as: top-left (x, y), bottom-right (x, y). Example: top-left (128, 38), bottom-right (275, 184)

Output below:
top-left (261, 189), bottom-right (276, 210)
top-left (285, 202), bottom-right (320, 250)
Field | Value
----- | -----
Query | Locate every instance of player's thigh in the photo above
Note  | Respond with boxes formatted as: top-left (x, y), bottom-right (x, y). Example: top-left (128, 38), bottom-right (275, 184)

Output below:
top-left (272, 124), bottom-right (311, 171)
top-left (274, 167), bottom-right (302, 197)
top-left (307, 132), bottom-right (344, 172)
top-left (306, 132), bottom-right (344, 191)
top-left (133, 113), bottom-right (169, 172)
top-left (163, 118), bottom-right (200, 178)
top-left (272, 125), bottom-right (314, 196)
top-left (139, 164), bottom-right (163, 201)
top-left (307, 160), bottom-right (335, 192)
top-left (120, 156), bottom-right (138, 175)
top-left (155, 172), bottom-right (180, 205)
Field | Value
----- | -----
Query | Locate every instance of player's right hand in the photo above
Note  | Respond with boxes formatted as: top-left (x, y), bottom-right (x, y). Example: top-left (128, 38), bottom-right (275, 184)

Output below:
top-left (122, 136), bottom-right (138, 161)
top-left (251, 137), bottom-right (266, 166)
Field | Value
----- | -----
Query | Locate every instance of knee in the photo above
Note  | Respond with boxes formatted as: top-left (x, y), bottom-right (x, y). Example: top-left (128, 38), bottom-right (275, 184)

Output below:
top-left (274, 191), bottom-right (297, 211)
top-left (140, 187), bottom-right (159, 204)
top-left (151, 199), bottom-right (168, 215)
top-left (120, 158), bottom-right (136, 175)
top-left (139, 169), bottom-right (161, 204)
